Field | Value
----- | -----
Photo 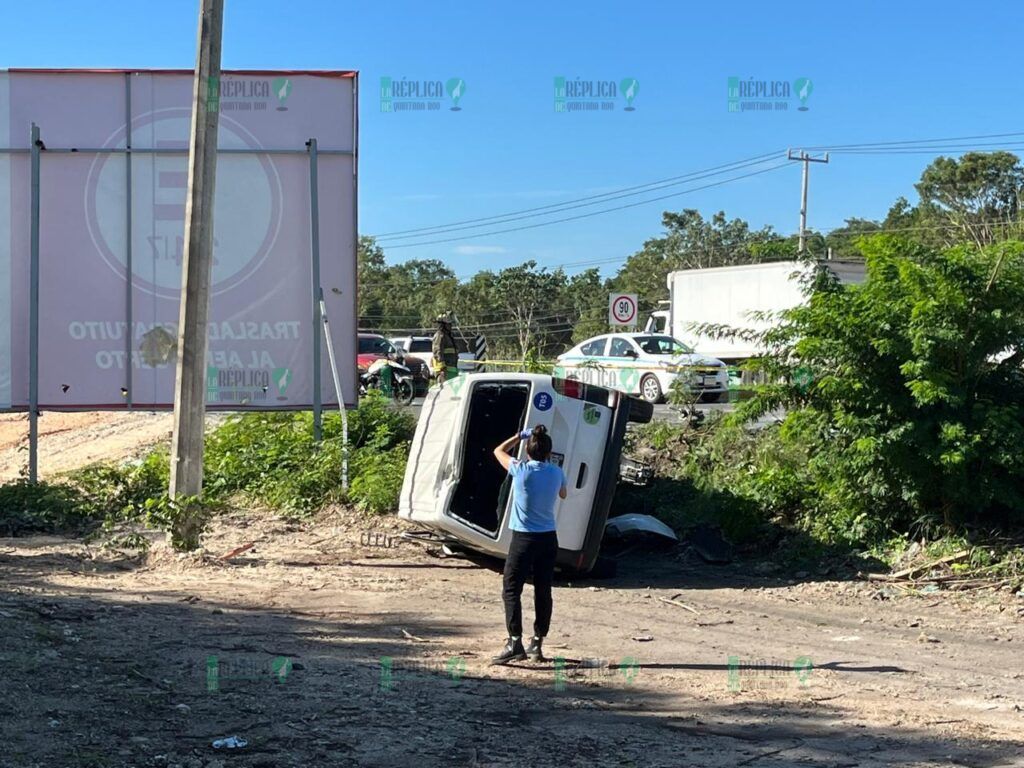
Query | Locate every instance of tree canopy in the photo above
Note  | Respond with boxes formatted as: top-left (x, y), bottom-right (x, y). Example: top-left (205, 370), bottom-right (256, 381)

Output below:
top-left (358, 151), bottom-right (1024, 361)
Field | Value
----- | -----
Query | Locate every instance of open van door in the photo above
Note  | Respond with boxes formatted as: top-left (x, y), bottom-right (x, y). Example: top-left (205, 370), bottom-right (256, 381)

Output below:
top-left (397, 379), bottom-right (468, 528)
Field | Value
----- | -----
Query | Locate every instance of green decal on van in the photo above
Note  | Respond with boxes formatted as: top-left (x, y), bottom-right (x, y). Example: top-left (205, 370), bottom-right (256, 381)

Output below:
top-left (583, 404), bottom-right (601, 425)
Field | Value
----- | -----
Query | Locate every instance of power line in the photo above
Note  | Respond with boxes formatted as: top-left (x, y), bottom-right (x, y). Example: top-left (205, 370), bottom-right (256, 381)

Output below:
top-left (804, 131), bottom-right (1024, 151)
top-left (384, 162), bottom-right (793, 249)
top-left (373, 133), bottom-right (1024, 243)
top-left (366, 131), bottom-right (1024, 249)
top-left (374, 152), bottom-right (784, 241)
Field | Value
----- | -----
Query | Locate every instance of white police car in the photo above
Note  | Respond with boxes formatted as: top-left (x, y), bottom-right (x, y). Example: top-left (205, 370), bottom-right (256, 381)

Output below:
top-left (555, 333), bottom-right (728, 403)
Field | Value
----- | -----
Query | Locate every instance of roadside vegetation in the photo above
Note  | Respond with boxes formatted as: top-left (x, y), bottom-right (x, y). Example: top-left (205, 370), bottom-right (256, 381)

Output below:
top-left (618, 234), bottom-right (1024, 581)
top-left (0, 391), bottom-right (414, 548)
top-left (3, 152), bottom-right (1023, 579)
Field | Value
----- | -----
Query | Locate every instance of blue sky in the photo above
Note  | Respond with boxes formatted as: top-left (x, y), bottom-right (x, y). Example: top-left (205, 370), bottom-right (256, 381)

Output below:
top-left (4, 0), bottom-right (1023, 278)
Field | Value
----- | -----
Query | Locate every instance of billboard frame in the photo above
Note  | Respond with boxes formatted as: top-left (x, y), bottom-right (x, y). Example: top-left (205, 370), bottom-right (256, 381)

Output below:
top-left (0, 68), bottom-right (359, 480)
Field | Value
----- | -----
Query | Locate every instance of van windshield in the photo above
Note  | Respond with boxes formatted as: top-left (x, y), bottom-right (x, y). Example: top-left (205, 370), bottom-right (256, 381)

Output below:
top-left (636, 336), bottom-right (692, 355)
top-left (359, 337), bottom-right (395, 355)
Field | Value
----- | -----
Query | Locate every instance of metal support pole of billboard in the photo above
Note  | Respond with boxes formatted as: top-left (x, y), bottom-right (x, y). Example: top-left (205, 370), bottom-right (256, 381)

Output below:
top-left (169, 0), bottom-right (224, 499)
top-left (307, 137), bottom-right (323, 442)
top-left (319, 289), bottom-right (348, 491)
top-left (124, 73), bottom-right (133, 408)
top-left (28, 123), bottom-right (41, 484)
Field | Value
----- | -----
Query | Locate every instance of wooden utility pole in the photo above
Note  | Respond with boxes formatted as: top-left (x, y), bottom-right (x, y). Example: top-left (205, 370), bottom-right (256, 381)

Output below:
top-left (170, 0), bottom-right (224, 498)
top-left (787, 149), bottom-right (829, 253)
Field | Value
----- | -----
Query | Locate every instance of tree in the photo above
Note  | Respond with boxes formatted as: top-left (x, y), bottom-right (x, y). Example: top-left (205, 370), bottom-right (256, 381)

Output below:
top-left (564, 268), bottom-right (609, 343)
top-left (823, 218), bottom-right (882, 260)
top-left (744, 235), bottom-right (1024, 541)
top-left (357, 237), bottom-right (458, 333)
top-left (915, 152), bottom-right (1024, 248)
top-left (491, 261), bottom-right (567, 360)
top-left (357, 235), bottom-right (387, 326)
top-left (613, 209), bottom-right (785, 306)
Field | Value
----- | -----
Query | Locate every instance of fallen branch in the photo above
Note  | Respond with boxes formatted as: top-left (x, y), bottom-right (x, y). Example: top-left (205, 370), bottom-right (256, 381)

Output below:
top-left (866, 550), bottom-right (970, 582)
top-left (220, 542), bottom-right (255, 561)
top-left (658, 597), bottom-right (699, 614)
top-left (400, 628), bottom-right (434, 643)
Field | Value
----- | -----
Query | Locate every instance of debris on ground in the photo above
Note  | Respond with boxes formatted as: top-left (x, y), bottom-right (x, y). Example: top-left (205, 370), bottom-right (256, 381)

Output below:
top-left (605, 513), bottom-right (678, 542)
top-left (211, 736), bottom-right (247, 749)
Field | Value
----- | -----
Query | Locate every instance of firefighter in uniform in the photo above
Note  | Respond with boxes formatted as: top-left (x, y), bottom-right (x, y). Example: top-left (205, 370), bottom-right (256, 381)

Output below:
top-left (432, 314), bottom-right (460, 385)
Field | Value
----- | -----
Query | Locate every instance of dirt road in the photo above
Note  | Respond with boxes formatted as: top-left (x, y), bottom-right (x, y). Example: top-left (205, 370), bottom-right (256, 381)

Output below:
top-left (1, 509), bottom-right (1022, 768)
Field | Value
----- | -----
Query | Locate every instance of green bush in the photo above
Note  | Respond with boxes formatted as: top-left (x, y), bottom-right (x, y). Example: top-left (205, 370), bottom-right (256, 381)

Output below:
top-left (0, 451), bottom-right (169, 538)
top-left (627, 238), bottom-right (1024, 549)
top-left (203, 391), bottom-right (415, 514)
top-left (143, 494), bottom-right (221, 551)
top-left (0, 391), bottom-right (418, 540)
top-left (733, 237), bottom-right (1024, 544)
top-left (0, 479), bottom-right (91, 536)
top-left (72, 450), bottom-right (169, 521)
top-left (620, 416), bottom-right (804, 542)
top-left (348, 445), bottom-right (409, 515)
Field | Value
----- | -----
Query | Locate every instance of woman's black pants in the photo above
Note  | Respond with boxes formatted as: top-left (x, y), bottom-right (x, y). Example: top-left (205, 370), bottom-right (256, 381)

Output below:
top-left (502, 530), bottom-right (559, 638)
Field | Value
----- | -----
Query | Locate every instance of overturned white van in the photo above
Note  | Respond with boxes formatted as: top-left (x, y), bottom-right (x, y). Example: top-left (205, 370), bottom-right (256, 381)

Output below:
top-left (398, 373), bottom-right (653, 574)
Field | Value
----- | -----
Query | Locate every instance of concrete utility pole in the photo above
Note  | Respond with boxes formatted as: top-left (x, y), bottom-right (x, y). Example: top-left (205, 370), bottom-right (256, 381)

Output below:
top-left (169, 0), bottom-right (224, 498)
top-left (788, 149), bottom-right (829, 253)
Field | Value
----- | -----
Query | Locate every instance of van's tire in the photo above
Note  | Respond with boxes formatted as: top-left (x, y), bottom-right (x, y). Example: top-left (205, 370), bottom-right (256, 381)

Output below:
top-left (640, 374), bottom-right (663, 404)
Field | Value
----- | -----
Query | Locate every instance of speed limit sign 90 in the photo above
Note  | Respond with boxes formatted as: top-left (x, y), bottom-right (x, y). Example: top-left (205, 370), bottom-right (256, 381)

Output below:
top-left (608, 293), bottom-right (638, 327)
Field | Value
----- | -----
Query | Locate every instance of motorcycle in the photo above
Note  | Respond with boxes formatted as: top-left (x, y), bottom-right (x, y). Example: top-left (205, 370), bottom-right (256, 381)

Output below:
top-left (359, 357), bottom-right (416, 406)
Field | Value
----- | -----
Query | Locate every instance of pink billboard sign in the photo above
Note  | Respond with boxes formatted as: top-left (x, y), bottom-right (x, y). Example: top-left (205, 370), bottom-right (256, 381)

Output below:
top-left (0, 69), bottom-right (358, 410)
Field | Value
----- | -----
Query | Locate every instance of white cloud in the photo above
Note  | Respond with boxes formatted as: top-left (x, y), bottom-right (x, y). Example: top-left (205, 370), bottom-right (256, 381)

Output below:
top-left (453, 245), bottom-right (507, 256)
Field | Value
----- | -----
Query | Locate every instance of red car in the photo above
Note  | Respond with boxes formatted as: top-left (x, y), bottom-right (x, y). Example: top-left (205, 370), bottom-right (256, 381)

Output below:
top-left (357, 333), bottom-right (430, 393)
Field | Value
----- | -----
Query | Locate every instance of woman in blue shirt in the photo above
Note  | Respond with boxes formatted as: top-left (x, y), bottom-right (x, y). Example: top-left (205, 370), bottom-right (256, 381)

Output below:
top-left (491, 424), bottom-right (567, 664)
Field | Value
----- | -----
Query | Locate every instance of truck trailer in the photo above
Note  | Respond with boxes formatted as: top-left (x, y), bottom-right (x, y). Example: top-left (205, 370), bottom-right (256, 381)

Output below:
top-left (645, 260), bottom-right (866, 363)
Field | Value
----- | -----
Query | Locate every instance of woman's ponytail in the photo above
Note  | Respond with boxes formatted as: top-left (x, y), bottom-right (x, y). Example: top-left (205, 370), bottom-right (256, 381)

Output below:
top-left (526, 424), bottom-right (552, 461)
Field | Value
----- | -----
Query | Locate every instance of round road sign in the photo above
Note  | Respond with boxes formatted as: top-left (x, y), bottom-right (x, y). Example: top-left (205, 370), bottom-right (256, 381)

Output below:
top-left (609, 293), bottom-right (638, 325)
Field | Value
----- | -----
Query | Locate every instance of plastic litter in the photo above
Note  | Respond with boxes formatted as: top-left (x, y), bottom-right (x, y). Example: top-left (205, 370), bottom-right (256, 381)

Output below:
top-left (212, 736), bottom-right (248, 749)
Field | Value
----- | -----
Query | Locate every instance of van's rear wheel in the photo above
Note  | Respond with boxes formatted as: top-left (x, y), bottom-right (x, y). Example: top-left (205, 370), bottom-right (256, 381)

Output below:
top-left (640, 374), bottom-right (663, 403)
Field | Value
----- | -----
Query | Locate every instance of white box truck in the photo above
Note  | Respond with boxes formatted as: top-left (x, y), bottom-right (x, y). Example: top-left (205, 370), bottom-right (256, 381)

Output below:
top-left (399, 373), bottom-right (653, 574)
top-left (646, 260), bottom-right (866, 363)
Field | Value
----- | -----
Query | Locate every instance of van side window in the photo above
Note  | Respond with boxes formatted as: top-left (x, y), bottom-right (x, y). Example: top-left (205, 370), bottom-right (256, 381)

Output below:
top-left (609, 337), bottom-right (636, 357)
top-left (580, 339), bottom-right (606, 356)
